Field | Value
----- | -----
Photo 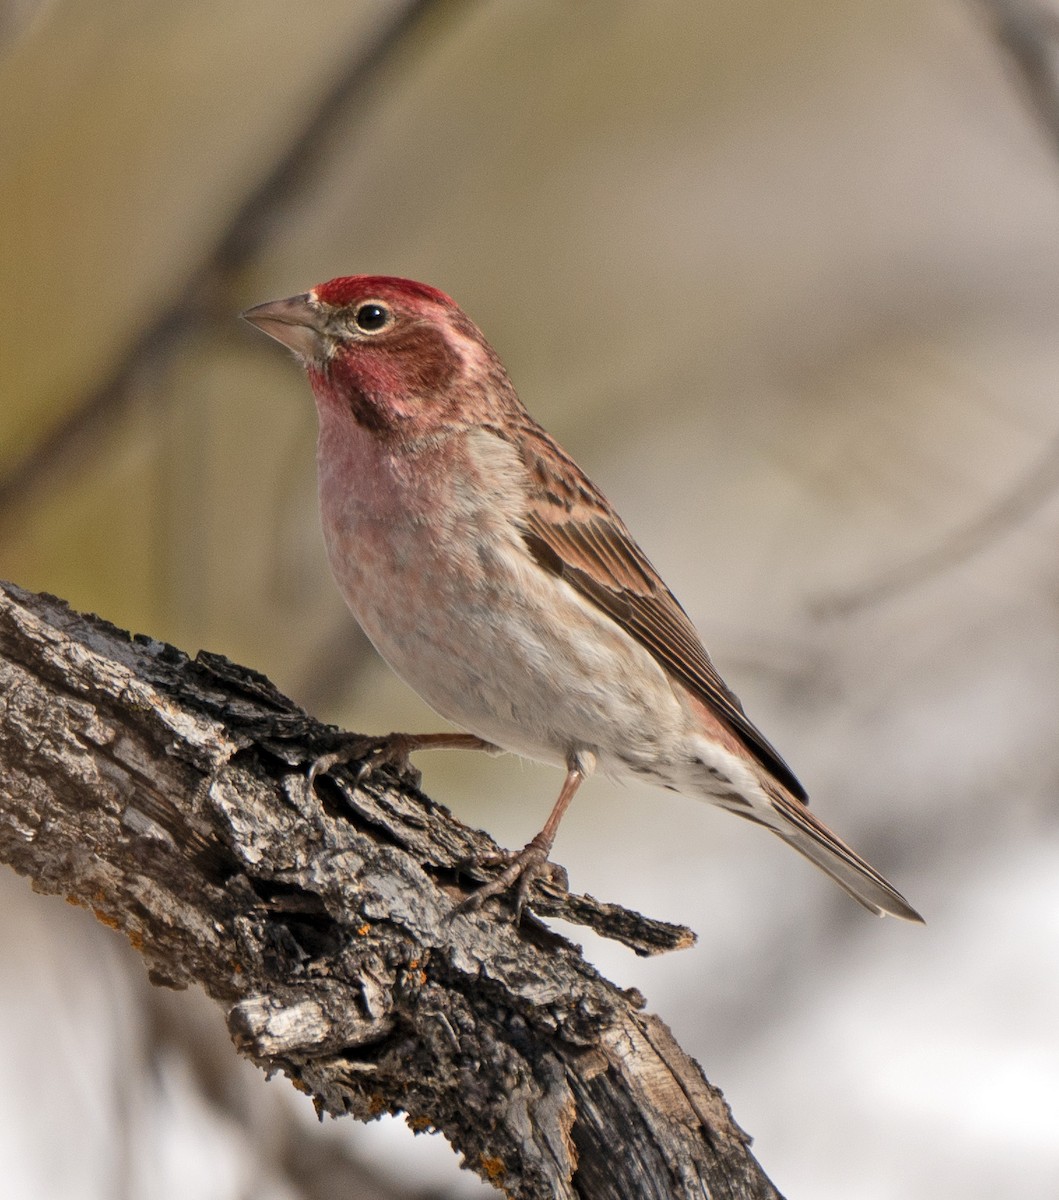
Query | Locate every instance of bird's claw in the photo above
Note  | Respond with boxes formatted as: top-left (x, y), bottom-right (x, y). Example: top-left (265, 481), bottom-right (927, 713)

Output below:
top-left (307, 732), bottom-right (422, 792)
top-left (454, 837), bottom-right (568, 920)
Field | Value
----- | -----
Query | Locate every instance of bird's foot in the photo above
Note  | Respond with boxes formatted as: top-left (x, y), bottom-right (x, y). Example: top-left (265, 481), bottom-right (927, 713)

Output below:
top-left (454, 834), bottom-right (569, 920)
top-left (307, 731), bottom-right (424, 792)
top-left (307, 730), bottom-right (496, 792)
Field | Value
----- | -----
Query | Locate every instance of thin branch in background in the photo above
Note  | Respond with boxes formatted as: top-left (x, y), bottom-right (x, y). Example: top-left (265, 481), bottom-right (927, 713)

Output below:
top-left (976, 0), bottom-right (1059, 154)
top-left (812, 1), bottom-right (1059, 618)
top-left (0, 0), bottom-right (474, 519)
top-left (812, 427), bottom-right (1059, 616)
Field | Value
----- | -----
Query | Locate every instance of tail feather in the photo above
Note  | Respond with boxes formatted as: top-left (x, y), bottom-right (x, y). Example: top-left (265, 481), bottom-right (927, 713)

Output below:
top-left (760, 789), bottom-right (924, 922)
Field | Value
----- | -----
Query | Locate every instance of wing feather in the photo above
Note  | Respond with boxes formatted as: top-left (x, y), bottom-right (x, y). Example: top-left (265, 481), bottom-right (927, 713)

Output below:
top-left (503, 419), bottom-right (808, 802)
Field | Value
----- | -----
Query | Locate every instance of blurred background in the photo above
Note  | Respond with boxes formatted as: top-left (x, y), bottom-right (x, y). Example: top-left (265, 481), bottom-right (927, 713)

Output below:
top-left (2, 0), bottom-right (1058, 1196)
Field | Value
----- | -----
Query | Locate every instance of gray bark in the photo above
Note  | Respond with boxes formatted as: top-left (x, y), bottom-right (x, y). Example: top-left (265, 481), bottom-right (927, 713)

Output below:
top-left (0, 580), bottom-right (782, 1200)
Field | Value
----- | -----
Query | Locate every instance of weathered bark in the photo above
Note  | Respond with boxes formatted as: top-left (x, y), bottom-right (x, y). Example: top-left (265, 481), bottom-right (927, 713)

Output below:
top-left (0, 580), bottom-right (782, 1200)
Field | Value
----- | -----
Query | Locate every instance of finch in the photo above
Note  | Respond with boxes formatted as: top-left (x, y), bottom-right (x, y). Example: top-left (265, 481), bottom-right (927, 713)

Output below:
top-left (242, 276), bottom-right (922, 922)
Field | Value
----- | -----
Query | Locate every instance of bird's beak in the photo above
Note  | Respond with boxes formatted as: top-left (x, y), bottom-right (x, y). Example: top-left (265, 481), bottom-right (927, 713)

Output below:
top-left (241, 293), bottom-right (329, 360)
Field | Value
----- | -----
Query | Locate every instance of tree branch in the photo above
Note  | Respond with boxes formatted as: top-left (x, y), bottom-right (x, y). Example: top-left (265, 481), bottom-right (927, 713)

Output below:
top-left (812, 2), bottom-right (1059, 618)
top-left (0, 0), bottom-right (474, 516)
top-left (0, 580), bottom-right (781, 1200)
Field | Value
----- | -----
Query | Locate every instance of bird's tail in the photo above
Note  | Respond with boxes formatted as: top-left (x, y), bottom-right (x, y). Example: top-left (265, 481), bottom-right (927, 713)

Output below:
top-left (754, 786), bottom-right (923, 922)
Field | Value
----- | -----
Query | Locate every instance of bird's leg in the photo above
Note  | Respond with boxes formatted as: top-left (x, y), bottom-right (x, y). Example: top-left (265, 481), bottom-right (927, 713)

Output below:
top-left (308, 731), bottom-right (497, 790)
top-left (456, 752), bottom-right (593, 919)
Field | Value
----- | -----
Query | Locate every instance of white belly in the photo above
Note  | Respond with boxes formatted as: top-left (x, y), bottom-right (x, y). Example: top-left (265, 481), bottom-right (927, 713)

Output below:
top-left (329, 500), bottom-right (686, 770)
top-left (315, 419), bottom-right (765, 806)
top-left (315, 426), bottom-right (687, 772)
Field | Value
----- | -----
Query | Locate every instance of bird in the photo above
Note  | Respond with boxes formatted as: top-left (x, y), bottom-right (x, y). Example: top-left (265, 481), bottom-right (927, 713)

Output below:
top-left (242, 275), bottom-right (922, 923)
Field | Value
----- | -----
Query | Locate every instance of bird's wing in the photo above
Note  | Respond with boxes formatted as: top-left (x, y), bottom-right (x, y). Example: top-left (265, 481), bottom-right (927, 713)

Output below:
top-left (507, 419), bottom-right (808, 802)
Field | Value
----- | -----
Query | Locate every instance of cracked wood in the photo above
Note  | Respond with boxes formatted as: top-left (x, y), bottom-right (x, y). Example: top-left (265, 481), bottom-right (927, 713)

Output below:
top-left (0, 580), bottom-right (782, 1200)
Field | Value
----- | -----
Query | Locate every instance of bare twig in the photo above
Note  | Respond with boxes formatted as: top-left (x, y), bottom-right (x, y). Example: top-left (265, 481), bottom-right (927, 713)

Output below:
top-left (812, 425), bottom-right (1059, 617)
top-left (0, 0), bottom-right (474, 517)
top-left (813, 3), bottom-right (1059, 618)
top-left (975, 0), bottom-right (1059, 155)
top-left (0, 580), bottom-right (778, 1200)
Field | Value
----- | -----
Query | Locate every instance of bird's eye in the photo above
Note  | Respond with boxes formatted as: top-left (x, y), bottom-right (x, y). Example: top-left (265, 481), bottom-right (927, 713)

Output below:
top-left (352, 302), bottom-right (392, 333)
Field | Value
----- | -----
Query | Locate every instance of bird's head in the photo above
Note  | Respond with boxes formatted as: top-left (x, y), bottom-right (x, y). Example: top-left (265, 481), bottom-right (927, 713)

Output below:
top-left (242, 275), bottom-right (515, 437)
